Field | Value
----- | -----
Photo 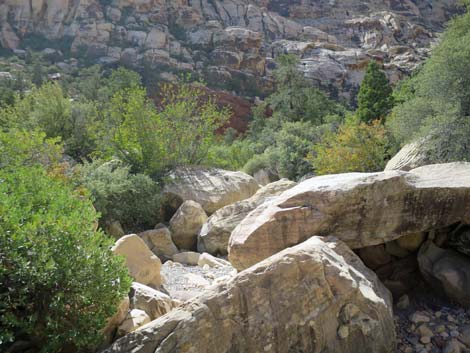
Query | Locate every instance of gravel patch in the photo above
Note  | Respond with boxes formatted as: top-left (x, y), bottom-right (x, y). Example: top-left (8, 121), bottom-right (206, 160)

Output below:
top-left (161, 260), bottom-right (236, 301)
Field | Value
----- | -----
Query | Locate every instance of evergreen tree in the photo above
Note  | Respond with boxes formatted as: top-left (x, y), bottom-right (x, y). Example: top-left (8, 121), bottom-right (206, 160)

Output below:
top-left (356, 60), bottom-right (394, 123)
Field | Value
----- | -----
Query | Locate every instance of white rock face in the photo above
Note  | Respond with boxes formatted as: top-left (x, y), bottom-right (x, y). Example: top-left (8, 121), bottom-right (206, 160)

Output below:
top-left (229, 163), bottom-right (470, 270)
top-left (112, 234), bottom-right (162, 289)
top-left (104, 237), bottom-right (396, 353)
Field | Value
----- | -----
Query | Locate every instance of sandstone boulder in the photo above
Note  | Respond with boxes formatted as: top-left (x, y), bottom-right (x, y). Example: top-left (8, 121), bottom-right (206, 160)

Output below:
top-left (385, 140), bottom-right (431, 171)
top-left (229, 163), bottom-right (470, 270)
top-left (104, 237), bottom-right (395, 353)
top-left (163, 167), bottom-right (259, 215)
top-left (198, 179), bottom-right (296, 255)
top-left (138, 226), bottom-right (178, 262)
top-left (197, 252), bottom-right (231, 268)
top-left (169, 200), bottom-right (207, 250)
top-left (130, 282), bottom-right (180, 320)
top-left (117, 309), bottom-right (151, 337)
top-left (112, 235), bottom-right (162, 289)
top-left (418, 241), bottom-right (470, 307)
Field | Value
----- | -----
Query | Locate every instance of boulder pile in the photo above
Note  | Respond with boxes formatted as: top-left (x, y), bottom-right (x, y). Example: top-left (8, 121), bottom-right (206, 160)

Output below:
top-left (104, 163), bottom-right (470, 353)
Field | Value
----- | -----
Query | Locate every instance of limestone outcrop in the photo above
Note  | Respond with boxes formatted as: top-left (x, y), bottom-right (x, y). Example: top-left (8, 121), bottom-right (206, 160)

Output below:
top-left (104, 237), bottom-right (395, 353)
top-left (229, 163), bottom-right (470, 270)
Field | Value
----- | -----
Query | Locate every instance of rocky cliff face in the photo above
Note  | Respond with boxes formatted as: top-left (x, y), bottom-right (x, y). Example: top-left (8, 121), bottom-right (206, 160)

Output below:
top-left (0, 0), bottom-right (461, 100)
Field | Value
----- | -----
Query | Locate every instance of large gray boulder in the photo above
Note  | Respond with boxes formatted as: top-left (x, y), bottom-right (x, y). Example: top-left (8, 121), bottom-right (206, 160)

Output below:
top-left (198, 179), bottom-right (296, 255)
top-left (104, 237), bottom-right (395, 353)
top-left (229, 163), bottom-right (470, 270)
top-left (163, 167), bottom-right (259, 215)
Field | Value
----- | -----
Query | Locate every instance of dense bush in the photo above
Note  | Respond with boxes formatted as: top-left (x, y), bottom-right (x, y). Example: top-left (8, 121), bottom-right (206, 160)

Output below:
top-left (0, 83), bottom-right (100, 159)
top-left (0, 129), bottom-right (62, 169)
top-left (308, 119), bottom-right (389, 175)
top-left (388, 9), bottom-right (470, 162)
top-left (74, 159), bottom-right (161, 231)
top-left (103, 80), bottom-right (230, 177)
top-left (245, 121), bottom-right (328, 180)
top-left (0, 166), bottom-right (131, 352)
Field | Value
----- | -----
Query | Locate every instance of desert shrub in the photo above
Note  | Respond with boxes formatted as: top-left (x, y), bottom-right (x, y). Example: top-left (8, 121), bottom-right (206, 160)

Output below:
top-left (309, 119), bottom-right (389, 175)
top-left (0, 166), bottom-right (131, 352)
top-left (0, 129), bottom-right (62, 169)
top-left (388, 9), bottom-right (470, 162)
top-left (75, 159), bottom-right (161, 231)
top-left (103, 80), bottom-right (230, 177)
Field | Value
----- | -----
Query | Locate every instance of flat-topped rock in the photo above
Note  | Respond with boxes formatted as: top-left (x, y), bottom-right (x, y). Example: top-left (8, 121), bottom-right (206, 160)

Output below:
top-left (229, 163), bottom-right (470, 270)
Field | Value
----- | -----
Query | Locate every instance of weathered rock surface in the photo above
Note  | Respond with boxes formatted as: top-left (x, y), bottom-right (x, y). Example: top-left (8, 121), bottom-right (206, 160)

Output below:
top-left (385, 140), bottom-right (432, 171)
top-left (0, 0), bottom-right (462, 102)
top-left (172, 251), bottom-right (201, 266)
top-left (163, 167), bottom-right (259, 214)
top-left (103, 297), bottom-right (130, 343)
top-left (117, 309), bottom-right (151, 337)
top-left (198, 178), bottom-right (296, 255)
top-left (112, 234), bottom-right (162, 289)
top-left (229, 163), bottom-right (470, 270)
top-left (104, 237), bottom-right (395, 353)
top-left (197, 252), bottom-right (231, 268)
top-left (418, 241), bottom-right (470, 307)
top-left (169, 200), bottom-right (207, 250)
top-left (129, 282), bottom-right (180, 320)
top-left (138, 226), bottom-right (178, 262)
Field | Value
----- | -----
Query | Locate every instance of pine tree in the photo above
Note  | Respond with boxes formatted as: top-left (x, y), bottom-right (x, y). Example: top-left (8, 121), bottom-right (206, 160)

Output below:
top-left (356, 60), bottom-right (394, 123)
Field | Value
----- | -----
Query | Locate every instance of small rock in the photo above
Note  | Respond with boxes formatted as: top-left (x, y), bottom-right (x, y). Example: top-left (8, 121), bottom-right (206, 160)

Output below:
top-left (451, 330), bottom-right (460, 338)
top-left (198, 252), bottom-right (231, 268)
top-left (397, 294), bottom-right (410, 310)
top-left (443, 339), bottom-right (465, 353)
top-left (420, 336), bottom-right (431, 344)
top-left (117, 309), bottom-right (151, 337)
top-left (337, 325), bottom-right (349, 339)
top-left (459, 325), bottom-right (470, 346)
top-left (417, 324), bottom-right (434, 338)
top-left (436, 325), bottom-right (447, 333)
top-left (410, 312), bottom-right (431, 324)
top-left (172, 251), bottom-right (200, 265)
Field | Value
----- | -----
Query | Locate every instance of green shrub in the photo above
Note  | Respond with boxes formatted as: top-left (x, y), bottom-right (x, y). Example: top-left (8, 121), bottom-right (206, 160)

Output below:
top-left (205, 137), bottom-right (255, 171)
top-left (308, 119), bottom-right (389, 175)
top-left (244, 121), bottom-right (324, 180)
top-left (0, 166), bottom-right (131, 352)
top-left (0, 129), bottom-right (62, 169)
top-left (103, 80), bottom-right (230, 177)
top-left (75, 159), bottom-right (161, 231)
top-left (389, 9), bottom-right (470, 162)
